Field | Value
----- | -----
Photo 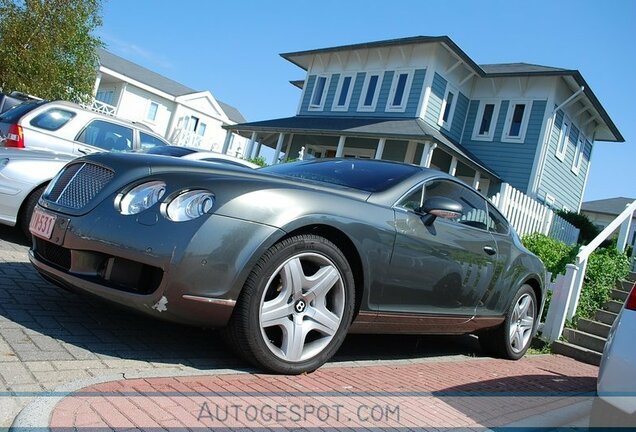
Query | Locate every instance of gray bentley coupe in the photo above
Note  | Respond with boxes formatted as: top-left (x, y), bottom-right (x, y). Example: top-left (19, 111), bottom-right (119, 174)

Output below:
top-left (28, 154), bottom-right (545, 374)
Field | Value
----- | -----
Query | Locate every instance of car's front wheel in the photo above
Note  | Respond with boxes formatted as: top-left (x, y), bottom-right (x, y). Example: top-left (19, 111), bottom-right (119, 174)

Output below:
top-left (480, 284), bottom-right (537, 359)
top-left (226, 234), bottom-right (355, 374)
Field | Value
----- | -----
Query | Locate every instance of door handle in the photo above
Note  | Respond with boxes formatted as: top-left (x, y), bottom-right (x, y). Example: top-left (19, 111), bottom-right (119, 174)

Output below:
top-left (483, 246), bottom-right (497, 256)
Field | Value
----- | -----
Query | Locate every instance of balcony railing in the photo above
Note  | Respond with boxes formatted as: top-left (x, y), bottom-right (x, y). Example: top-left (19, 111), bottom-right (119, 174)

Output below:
top-left (170, 128), bottom-right (217, 151)
top-left (81, 99), bottom-right (116, 116)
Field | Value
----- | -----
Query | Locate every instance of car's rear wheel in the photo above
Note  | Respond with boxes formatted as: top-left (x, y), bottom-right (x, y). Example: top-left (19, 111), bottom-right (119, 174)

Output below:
top-left (479, 284), bottom-right (536, 359)
top-left (226, 234), bottom-right (355, 374)
top-left (19, 185), bottom-right (46, 240)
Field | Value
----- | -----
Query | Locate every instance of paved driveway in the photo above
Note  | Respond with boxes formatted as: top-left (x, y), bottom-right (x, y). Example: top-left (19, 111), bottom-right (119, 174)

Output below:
top-left (0, 225), bottom-right (484, 426)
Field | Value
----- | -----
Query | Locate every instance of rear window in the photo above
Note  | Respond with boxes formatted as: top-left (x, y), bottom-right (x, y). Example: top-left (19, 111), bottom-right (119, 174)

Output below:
top-left (139, 132), bottom-right (168, 150)
top-left (260, 159), bottom-right (420, 192)
top-left (0, 101), bottom-right (46, 123)
top-left (30, 108), bottom-right (76, 131)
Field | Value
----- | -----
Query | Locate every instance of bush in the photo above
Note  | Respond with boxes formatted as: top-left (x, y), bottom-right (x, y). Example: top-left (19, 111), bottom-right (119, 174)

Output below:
top-left (246, 156), bottom-right (267, 167)
top-left (522, 233), bottom-right (577, 279)
top-left (577, 246), bottom-right (630, 320)
top-left (556, 210), bottom-right (600, 245)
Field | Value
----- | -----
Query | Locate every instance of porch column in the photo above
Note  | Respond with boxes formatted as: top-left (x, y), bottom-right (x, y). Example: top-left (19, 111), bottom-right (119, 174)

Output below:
top-left (335, 136), bottom-right (346, 157)
top-left (273, 133), bottom-right (285, 164)
top-left (617, 204), bottom-right (634, 253)
top-left (472, 171), bottom-right (481, 190)
top-left (115, 83), bottom-right (127, 115)
top-left (419, 141), bottom-right (437, 167)
top-left (374, 138), bottom-right (386, 160)
top-left (93, 72), bottom-right (102, 97)
top-left (221, 130), bottom-right (233, 154)
top-left (284, 133), bottom-right (294, 161)
top-left (253, 141), bottom-right (262, 159)
top-left (245, 132), bottom-right (257, 159)
top-left (404, 141), bottom-right (417, 164)
top-left (448, 156), bottom-right (458, 176)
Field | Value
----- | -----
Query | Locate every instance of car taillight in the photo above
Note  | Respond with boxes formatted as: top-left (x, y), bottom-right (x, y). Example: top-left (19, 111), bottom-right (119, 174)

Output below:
top-left (5, 124), bottom-right (24, 148)
top-left (626, 283), bottom-right (636, 311)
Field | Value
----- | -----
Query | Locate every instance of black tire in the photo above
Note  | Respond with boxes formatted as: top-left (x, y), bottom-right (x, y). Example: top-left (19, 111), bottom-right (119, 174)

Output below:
top-left (19, 185), bottom-right (46, 240)
top-left (225, 234), bottom-right (355, 374)
top-left (479, 284), bottom-right (537, 360)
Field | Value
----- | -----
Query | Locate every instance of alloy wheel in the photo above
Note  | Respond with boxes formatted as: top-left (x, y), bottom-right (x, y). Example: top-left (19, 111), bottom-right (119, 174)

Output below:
top-left (508, 293), bottom-right (535, 353)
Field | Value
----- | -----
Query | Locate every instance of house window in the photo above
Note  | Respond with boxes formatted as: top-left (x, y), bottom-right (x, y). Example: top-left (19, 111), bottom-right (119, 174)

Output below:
top-left (386, 71), bottom-right (412, 111)
top-left (146, 102), bottom-right (159, 122)
top-left (309, 75), bottom-right (329, 109)
top-left (95, 90), bottom-right (114, 105)
top-left (555, 116), bottom-right (570, 161)
top-left (438, 85), bottom-right (457, 129)
top-left (197, 123), bottom-right (206, 136)
top-left (358, 73), bottom-right (382, 111)
top-left (333, 74), bottom-right (354, 111)
top-left (502, 100), bottom-right (532, 142)
top-left (572, 135), bottom-right (584, 175)
top-left (471, 101), bottom-right (500, 141)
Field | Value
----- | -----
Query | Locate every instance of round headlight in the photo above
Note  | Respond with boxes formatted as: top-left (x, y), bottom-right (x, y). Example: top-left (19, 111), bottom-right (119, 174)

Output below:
top-left (117, 181), bottom-right (166, 215)
top-left (164, 190), bottom-right (215, 222)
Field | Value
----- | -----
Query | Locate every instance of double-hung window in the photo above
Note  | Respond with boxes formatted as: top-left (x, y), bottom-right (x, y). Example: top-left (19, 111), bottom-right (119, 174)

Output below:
top-left (572, 135), bottom-right (584, 175)
top-left (309, 75), bottom-right (329, 110)
top-left (438, 85), bottom-right (458, 130)
top-left (332, 74), bottom-right (354, 111)
top-left (386, 71), bottom-right (412, 112)
top-left (555, 116), bottom-right (570, 161)
top-left (502, 100), bottom-right (532, 142)
top-left (471, 101), bottom-right (500, 141)
top-left (358, 73), bottom-right (382, 112)
top-left (146, 101), bottom-right (159, 122)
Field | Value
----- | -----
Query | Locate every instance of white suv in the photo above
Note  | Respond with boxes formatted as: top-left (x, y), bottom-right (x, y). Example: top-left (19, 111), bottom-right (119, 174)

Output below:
top-left (0, 100), bottom-right (169, 155)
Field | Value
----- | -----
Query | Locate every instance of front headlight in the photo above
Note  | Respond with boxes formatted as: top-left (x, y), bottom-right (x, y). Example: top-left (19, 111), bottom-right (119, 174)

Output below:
top-left (117, 181), bottom-right (166, 215)
top-left (163, 190), bottom-right (215, 222)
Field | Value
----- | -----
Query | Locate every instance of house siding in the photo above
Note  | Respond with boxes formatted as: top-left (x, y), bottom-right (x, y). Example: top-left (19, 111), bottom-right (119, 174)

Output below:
top-left (448, 92), bottom-right (469, 142)
top-left (424, 72), bottom-right (446, 126)
top-left (299, 69), bottom-right (425, 118)
top-left (460, 99), bottom-right (547, 192)
top-left (538, 109), bottom-right (591, 211)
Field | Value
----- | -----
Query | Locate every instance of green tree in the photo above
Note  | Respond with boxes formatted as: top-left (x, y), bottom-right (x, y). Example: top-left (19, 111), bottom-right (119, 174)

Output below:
top-left (556, 210), bottom-right (600, 245)
top-left (0, 0), bottom-right (103, 103)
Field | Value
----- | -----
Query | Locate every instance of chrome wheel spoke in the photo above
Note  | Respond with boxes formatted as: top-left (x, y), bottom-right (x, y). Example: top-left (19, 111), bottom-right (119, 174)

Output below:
top-left (281, 315), bottom-right (306, 361)
top-left (518, 296), bottom-right (531, 316)
top-left (519, 316), bottom-right (534, 331)
top-left (261, 300), bottom-right (294, 328)
top-left (508, 293), bottom-right (535, 353)
top-left (281, 257), bottom-right (305, 297)
top-left (307, 305), bottom-right (340, 335)
top-left (305, 265), bottom-right (340, 303)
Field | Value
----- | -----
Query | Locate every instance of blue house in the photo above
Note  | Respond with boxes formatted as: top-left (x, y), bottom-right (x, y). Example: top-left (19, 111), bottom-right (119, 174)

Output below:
top-left (224, 36), bottom-right (623, 211)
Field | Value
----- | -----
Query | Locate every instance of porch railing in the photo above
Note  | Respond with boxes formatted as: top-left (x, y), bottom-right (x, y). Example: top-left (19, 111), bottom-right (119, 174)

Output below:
top-left (542, 200), bottom-right (636, 342)
top-left (81, 99), bottom-right (116, 116)
top-left (488, 183), bottom-right (580, 245)
top-left (170, 128), bottom-right (217, 150)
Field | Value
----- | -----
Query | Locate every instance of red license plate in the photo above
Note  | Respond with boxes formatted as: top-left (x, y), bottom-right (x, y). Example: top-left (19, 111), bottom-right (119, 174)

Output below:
top-left (29, 207), bottom-right (57, 240)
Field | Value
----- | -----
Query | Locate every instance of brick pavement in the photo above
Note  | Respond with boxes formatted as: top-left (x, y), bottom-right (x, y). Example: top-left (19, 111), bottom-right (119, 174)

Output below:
top-left (47, 355), bottom-right (597, 429)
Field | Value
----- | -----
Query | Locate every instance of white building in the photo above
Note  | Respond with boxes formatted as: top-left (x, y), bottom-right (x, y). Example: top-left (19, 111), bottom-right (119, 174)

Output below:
top-left (91, 48), bottom-right (248, 156)
top-left (581, 197), bottom-right (636, 249)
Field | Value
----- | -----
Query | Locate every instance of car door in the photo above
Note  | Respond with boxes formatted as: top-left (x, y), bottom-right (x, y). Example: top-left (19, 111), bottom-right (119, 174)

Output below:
top-left (380, 178), bottom-right (499, 317)
top-left (74, 119), bottom-right (133, 155)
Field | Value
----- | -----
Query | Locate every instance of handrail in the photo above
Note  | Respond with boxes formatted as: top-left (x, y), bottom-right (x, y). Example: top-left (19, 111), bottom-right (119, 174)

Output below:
top-left (577, 200), bottom-right (636, 261)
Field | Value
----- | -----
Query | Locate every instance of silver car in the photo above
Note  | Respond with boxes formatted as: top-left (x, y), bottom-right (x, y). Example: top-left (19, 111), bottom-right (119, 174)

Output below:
top-left (590, 281), bottom-right (636, 427)
top-left (0, 148), bottom-right (73, 236)
top-left (0, 100), bottom-right (169, 155)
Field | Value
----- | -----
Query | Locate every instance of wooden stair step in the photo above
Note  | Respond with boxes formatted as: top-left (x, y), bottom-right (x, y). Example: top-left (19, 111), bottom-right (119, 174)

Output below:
top-left (551, 340), bottom-right (602, 366)
top-left (577, 318), bottom-right (612, 338)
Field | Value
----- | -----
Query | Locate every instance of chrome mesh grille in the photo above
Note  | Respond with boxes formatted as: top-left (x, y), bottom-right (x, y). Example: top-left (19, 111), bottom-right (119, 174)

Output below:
top-left (48, 163), bottom-right (114, 209)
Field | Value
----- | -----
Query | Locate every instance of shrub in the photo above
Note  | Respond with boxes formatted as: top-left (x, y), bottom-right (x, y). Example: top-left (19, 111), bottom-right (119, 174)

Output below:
top-left (556, 210), bottom-right (600, 245)
top-left (246, 156), bottom-right (267, 167)
top-left (522, 233), bottom-right (577, 279)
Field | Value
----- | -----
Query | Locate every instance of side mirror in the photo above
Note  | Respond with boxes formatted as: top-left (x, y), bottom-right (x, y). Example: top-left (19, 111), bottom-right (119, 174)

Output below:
top-left (418, 197), bottom-right (463, 226)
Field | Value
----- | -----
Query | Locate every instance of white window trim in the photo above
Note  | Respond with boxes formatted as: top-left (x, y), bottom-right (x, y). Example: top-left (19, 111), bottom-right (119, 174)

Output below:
top-left (332, 73), bottom-right (355, 112)
top-left (145, 101), bottom-right (160, 124)
top-left (471, 100), bottom-right (501, 142)
top-left (555, 115), bottom-right (570, 161)
top-left (437, 84), bottom-right (458, 130)
top-left (357, 72), bottom-right (383, 112)
top-left (385, 70), bottom-right (414, 112)
top-left (502, 100), bottom-right (533, 143)
top-left (308, 75), bottom-right (330, 111)
top-left (571, 134), bottom-right (584, 175)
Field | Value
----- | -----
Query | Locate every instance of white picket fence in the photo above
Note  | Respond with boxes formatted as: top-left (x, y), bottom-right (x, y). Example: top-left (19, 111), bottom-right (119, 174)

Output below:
top-left (489, 183), bottom-right (580, 245)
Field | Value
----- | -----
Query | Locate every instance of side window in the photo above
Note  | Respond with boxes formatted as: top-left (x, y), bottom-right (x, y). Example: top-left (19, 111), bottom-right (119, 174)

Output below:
top-left (30, 108), bottom-right (76, 131)
top-left (487, 202), bottom-right (510, 234)
top-left (423, 180), bottom-right (489, 230)
top-left (77, 120), bottom-right (133, 151)
top-left (397, 185), bottom-right (424, 211)
top-left (140, 132), bottom-right (168, 150)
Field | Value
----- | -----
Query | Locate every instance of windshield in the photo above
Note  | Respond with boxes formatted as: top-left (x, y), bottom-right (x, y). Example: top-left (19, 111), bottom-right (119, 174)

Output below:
top-left (0, 101), bottom-right (46, 123)
top-left (260, 159), bottom-right (420, 192)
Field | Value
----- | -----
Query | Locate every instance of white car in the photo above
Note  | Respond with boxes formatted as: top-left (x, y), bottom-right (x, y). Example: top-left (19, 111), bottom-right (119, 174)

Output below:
top-left (0, 148), bottom-right (73, 237)
top-left (144, 145), bottom-right (260, 169)
top-left (590, 281), bottom-right (636, 427)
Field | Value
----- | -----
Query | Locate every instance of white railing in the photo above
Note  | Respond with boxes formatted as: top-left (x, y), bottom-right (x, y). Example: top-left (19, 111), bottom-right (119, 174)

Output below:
top-left (488, 183), bottom-right (580, 245)
top-left (542, 200), bottom-right (636, 342)
top-left (81, 99), bottom-right (116, 116)
top-left (170, 128), bottom-right (217, 151)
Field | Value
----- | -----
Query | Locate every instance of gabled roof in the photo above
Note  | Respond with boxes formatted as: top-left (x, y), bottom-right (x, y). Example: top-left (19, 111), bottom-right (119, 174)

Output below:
top-left (581, 197), bottom-right (636, 216)
top-left (224, 115), bottom-right (501, 179)
top-left (280, 36), bottom-right (623, 142)
top-left (97, 48), bottom-right (246, 122)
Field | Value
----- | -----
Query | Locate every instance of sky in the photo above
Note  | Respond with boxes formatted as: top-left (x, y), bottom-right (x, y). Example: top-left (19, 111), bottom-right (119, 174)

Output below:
top-left (97, 0), bottom-right (635, 202)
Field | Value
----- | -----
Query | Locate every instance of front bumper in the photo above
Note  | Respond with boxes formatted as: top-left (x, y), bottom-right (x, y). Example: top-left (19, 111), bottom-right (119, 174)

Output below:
top-left (29, 204), bottom-right (282, 328)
